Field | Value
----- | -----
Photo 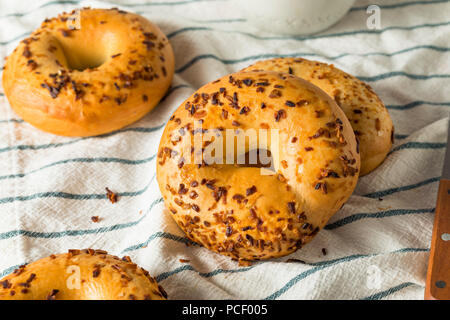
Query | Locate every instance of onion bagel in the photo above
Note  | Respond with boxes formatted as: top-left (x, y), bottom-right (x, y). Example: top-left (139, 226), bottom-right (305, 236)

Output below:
top-left (242, 58), bottom-right (393, 176)
top-left (0, 249), bottom-right (166, 300)
top-left (2, 8), bottom-right (174, 137)
top-left (156, 71), bottom-right (360, 261)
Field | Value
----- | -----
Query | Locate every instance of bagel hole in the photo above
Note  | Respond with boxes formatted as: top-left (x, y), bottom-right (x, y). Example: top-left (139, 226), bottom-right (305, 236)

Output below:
top-left (65, 53), bottom-right (106, 71)
top-left (236, 149), bottom-right (275, 172)
top-left (59, 41), bottom-right (107, 71)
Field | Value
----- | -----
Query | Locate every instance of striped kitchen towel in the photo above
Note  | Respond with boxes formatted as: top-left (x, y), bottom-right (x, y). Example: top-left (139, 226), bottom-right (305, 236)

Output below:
top-left (0, 0), bottom-right (449, 300)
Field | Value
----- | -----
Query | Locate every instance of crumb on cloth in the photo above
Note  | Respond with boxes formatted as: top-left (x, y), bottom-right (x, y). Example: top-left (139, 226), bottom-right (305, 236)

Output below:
top-left (105, 187), bottom-right (118, 203)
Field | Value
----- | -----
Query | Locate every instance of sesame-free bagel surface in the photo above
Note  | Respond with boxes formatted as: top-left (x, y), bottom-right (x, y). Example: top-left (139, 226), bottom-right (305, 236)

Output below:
top-left (243, 58), bottom-right (393, 176)
top-left (2, 8), bottom-right (174, 137)
top-left (0, 249), bottom-right (167, 300)
top-left (156, 71), bottom-right (360, 261)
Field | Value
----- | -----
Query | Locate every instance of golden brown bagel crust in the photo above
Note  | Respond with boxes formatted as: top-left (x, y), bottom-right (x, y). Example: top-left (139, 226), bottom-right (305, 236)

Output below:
top-left (2, 8), bottom-right (174, 137)
top-left (242, 58), bottom-right (393, 176)
top-left (0, 249), bottom-right (166, 300)
top-left (156, 71), bottom-right (360, 261)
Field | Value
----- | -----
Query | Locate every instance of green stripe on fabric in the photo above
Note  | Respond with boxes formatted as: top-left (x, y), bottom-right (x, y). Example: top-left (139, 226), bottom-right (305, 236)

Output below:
top-left (363, 177), bottom-right (440, 199)
top-left (121, 231), bottom-right (198, 253)
top-left (175, 45), bottom-right (450, 73)
top-left (153, 247), bottom-right (428, 291)
top-left (394, 134), bottom-right (409, 139)
top-left (156, 264), bottom-right (254, 283)
top-left (264, 248), bottom-right (428, 300)
top-left (0, 123), bottom-right (165, 154)
top-left (0, 0), bottom-right (79, 18)
top-left (386, 100), bottom-right (450, 110)
top-left (0, 220), bottom-right (142, 239)
top-left (0, 154), bottom-right (156, 181)
top-left (358, 71), bottom-right (450, 82)
top-left (390, 142), bottom-right (446, 153)
top-left (0, 173), bottom-right (156, 204)
top-left (324, 208), bottom-right (434, 230)
top-left (166, 21), bottom-right (450, 42)
top-left (361, 282), bottom-right (419, 300)
top-left (0, 197), bottom-right (163, 240)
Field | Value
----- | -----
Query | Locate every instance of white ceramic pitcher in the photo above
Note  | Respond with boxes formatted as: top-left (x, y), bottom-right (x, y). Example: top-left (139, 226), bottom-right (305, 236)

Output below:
top-left (233, 0), bottom-right (356, 35)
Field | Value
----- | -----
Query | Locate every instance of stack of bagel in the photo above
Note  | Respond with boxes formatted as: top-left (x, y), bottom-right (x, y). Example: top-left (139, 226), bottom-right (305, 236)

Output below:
top-left (156, 57), bottom-right (393, 263)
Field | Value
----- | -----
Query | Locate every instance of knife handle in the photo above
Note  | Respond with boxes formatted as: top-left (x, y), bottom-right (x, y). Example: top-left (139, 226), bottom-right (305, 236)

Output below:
top-left (425, 179), bottom-right (450, 300)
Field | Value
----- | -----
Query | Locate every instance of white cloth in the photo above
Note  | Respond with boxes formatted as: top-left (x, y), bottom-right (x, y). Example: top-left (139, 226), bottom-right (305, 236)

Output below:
top-left (0, 0), bottom-right (449, 300)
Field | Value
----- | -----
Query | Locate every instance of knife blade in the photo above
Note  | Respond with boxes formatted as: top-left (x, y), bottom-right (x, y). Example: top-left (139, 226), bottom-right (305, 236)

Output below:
top-left (425, 118), bottom-right (450, 300)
